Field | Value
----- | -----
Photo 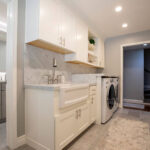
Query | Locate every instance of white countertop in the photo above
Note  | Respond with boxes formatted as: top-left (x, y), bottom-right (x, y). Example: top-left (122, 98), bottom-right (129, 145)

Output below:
top-left (25, 83), bottom-right (90, 90)
top-left (0, 81), bottom-right (6, 83)
top-left (72, 73), bottom-right (104, 84)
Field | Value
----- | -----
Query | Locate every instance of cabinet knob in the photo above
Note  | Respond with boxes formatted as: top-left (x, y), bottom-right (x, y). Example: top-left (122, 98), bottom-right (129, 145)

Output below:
top-left (78, 109), bottom-right (81, 117)
top-left (75, 110), bottom-right (78, 119)
top-left (91, 97), bottom-right (93, 103)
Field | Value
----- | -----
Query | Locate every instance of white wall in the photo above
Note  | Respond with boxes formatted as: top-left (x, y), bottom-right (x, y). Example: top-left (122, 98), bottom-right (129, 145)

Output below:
top-left (123, 49), bottom-right (144, 100)
top-left (0, 40), bottom-right (6, 72)
top-left (104, 30), bottom-right (150, 76)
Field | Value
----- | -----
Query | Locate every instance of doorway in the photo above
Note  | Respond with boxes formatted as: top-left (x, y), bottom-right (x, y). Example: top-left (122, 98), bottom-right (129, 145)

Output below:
top-left (144, 48), bottom-right (150, 110)
top-left (122, 43), bottom-right (150, 110)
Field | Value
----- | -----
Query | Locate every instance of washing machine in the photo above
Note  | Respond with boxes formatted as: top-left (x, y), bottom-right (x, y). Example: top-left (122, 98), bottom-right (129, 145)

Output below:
top-left (101, 76), bottom-right (116, 124)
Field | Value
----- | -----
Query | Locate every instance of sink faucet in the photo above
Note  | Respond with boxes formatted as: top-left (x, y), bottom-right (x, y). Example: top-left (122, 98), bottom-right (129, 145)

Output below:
top-left (43, 58), bottom-right (58, 84)
top-left (52, 58), bottom-right (57, 84)
top-left (43, 58), bottom-right (63, 84)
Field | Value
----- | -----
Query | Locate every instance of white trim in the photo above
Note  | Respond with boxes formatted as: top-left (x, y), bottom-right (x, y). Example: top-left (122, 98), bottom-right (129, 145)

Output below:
top-left (124, 99), bottom-right (143, 104)
top-left (26, 137), bottom-right (49, 150)
top-left (16, 135), bottom-right (26, 148)
top-left (6, 0), bottom-right (19, 149)
top-left (120, 40), bottom-right (150, 108)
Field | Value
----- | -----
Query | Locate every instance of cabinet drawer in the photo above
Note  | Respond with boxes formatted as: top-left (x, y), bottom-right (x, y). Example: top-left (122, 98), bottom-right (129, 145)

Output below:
top-left (89, 85), bottom-right (96, 95)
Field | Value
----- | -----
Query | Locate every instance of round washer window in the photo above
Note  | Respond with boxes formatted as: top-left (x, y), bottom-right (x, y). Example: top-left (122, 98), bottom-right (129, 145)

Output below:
top-left (107, 84), bottom-right (115, 109)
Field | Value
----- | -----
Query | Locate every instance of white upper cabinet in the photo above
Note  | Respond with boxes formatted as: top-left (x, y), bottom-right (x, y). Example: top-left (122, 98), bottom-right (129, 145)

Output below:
top-left (64, 18), bottom-right (88, 63)
top-left (25, 0), bottom-right (105, 68)
top-left (39, 0), bottom-right (59, 46)
top-left (58, 1), bottom-right (76, 52)
top-left (75, 19), bottom-right (88, 62)
top-left (25, 0), bottom-right (76, 54)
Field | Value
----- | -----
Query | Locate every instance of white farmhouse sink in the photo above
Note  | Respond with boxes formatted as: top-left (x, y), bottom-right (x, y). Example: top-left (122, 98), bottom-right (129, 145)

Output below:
top-left (59, 84), bottom-right (89, 108)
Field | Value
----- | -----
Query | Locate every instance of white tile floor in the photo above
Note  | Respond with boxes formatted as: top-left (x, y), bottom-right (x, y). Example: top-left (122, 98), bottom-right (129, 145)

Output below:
top-left (0, 108), bottom-right (150, 150)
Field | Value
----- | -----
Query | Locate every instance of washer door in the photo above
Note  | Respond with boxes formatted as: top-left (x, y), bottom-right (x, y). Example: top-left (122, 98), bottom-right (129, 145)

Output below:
top-left (107, 84), bottom-right (115, 109)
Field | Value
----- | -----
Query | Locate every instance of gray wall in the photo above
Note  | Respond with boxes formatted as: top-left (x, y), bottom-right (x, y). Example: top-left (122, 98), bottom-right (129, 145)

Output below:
top-left (104, 30), bottom-right (150, 76)
top-left (24, 45), bottom-right (98, 84)
top-left (123, 49), bottom-right (144, 100)
top-left (0, 40), bottom-right (6, 72)
top-left (17, 0), bottom-right (25, 137)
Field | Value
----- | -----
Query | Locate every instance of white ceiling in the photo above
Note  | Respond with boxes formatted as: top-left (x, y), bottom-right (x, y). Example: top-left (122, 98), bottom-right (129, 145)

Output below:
top-left (64, 0), bottom-right (150, 39)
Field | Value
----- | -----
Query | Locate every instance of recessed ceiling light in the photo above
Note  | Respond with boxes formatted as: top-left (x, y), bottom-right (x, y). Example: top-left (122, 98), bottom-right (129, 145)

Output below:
top-left (115, 6), bottom-right (122, 12)
top-left (143, 43), bottom-right (148, 46)
top-left (0, 28), bottom-right (7, 32)
top-left (0, 21), bottom-right (7, 27)
top-left (122, 23), bottom-right (128, 28)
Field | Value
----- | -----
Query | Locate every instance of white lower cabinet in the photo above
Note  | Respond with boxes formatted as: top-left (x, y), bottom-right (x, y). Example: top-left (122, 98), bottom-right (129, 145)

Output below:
top-left (55, 109), bottom-right (77, 150)
top-left (77, 103), bottom-right (90, 134)
top-left (55, 102), bottom-right (90, 150)
top-left (25, 87), bottom-right (97, 150)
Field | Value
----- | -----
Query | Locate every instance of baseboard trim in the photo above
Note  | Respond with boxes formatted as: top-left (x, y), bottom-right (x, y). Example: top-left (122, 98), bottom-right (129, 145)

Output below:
top-left (26, 137), bottom-right (50, 150)
top-left (16, 135), bottom-right (26, 148)
top-left (124, 99), bottom-right (143, 104)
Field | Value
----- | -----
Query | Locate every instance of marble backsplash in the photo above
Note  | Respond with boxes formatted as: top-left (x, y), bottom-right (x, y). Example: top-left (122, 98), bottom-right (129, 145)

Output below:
top-left (24, 45), bottom-right (99, 84)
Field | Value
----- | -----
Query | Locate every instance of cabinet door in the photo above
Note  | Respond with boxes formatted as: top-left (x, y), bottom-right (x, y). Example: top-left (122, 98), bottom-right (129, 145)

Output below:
top-left (90, 95), bottom-right (96, 123)
top-left (0, 90), bottom-right (2, 120)
top-left (39, 0), bottom-right (59, 46)
top-left (55, 109), bottom-right (77, 150)
top-left (98, 38), bottom-right (105, 67)
top-left (77, 103), bottom-right (89, 135)
top-left (58, 1), bottom-right (76, 52)
top-left (75, 19), bottom-right (88, 62)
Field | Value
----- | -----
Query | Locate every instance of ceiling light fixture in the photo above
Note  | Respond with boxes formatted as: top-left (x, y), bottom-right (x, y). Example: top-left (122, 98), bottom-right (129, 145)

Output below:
top-left (0, 27), bottom-right (7, 32)
top-left (122, 23), bottom-right (128, 28)
top-left (115, 6), bottom-right (122, 12)
top-left (143, 43), bottom-right (148, 46)
top-left (0, 21), bottom-right (7, 27)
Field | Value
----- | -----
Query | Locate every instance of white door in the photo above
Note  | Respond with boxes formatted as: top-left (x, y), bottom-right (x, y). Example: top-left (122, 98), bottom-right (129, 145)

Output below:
top-left (39, 0), bottom-right (60, 46)
top-left (77, 103), bottom-right (89, 135)
top-left (55, 109), bottom-right (77, 150)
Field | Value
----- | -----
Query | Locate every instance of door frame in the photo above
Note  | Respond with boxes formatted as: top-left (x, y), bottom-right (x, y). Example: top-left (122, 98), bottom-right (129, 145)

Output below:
top-left (6, 0), bottom-right (19, 149)
top-left (120, 40), bottom-right (150, 108)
